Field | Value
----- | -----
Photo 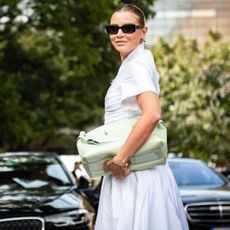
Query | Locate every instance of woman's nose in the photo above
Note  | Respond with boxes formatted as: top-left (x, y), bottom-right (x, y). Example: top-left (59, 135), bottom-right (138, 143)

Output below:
top-left (116, 28), bottom-right (124, 36)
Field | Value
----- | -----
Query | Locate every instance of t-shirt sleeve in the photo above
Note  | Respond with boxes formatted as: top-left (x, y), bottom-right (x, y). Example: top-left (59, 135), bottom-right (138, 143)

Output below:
top-left (120, 59), bottom-right (160, 108)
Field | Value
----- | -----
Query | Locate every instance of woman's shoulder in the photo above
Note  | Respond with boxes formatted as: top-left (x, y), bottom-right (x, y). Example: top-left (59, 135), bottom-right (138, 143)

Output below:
top-left (118, 48), bottom-right (159, 87)
top-left (123, 50), bottom-right (153, 73)
top-left (129, 48), bottom-right (154, 67)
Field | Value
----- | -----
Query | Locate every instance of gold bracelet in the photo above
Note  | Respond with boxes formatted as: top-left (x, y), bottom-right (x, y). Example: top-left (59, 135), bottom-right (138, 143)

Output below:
top-left (113, 157), bottom-right (130, 168)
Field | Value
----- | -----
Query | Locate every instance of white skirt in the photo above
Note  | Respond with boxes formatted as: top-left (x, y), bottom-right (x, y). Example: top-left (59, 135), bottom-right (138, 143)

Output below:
top-left (94, 163), bottom-right (189, 230)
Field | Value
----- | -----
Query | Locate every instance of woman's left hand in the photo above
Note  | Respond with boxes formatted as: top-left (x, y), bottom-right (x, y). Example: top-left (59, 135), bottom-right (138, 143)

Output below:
top-left (104, 159), bottom-right (131, 180)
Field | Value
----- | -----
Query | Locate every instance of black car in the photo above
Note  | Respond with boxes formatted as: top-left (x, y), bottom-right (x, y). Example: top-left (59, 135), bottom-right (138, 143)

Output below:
top-left (168, 158), bottom-right (230, 230)
top-left (0, 152), bottom-right (94, 230)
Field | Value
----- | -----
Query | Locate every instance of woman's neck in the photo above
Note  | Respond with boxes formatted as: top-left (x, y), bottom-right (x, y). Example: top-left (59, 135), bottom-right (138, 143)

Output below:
top-left (120, 52), bottom-right (128, 62)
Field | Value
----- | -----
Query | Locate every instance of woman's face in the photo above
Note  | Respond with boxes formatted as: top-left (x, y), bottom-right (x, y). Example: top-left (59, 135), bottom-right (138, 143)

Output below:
top-left (109, 11), bottom-right (147, 61)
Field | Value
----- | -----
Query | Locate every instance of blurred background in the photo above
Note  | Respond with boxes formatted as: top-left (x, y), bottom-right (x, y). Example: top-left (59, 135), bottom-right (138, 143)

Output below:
top-left (147, 0), bottom-right (230, 43)
top-left (0, 0), bottom-right (229, 170)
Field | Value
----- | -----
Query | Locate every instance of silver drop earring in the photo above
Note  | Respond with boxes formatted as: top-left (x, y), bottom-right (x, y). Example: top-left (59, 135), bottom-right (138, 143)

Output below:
top-left (141, 38), bottom-right (147, 48)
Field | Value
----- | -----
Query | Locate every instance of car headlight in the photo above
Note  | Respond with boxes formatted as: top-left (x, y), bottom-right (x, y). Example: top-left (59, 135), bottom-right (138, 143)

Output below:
top-left (45, 209), bottom-right (92, 227)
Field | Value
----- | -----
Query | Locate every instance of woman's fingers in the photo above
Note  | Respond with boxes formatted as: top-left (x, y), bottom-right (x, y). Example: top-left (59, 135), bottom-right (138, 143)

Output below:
top-left (104, 159), bottom-right (113, 171)
top-left (113, 166), bottom-right (130, 179)
top-left (104, 159), bottom-right (132, 179)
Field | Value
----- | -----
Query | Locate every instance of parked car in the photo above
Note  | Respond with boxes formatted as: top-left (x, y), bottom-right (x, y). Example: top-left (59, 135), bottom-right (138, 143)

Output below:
top-left (0, 152), bottom-right (94, 230)
top-left (222, 170), bottom-right (230, 181)
top-left (168, 158), bottom-right (230, 230)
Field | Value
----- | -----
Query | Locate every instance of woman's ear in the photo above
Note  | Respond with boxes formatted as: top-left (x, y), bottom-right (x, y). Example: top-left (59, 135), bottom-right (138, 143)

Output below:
top-left (142, 26), bottom-right (148, 39)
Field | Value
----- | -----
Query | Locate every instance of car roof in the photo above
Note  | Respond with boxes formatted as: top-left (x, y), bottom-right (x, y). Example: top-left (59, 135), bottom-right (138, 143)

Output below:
top-left (0, 151), bottom-right (58, 158)
top-left (168, 157), bottom-right (203, 164)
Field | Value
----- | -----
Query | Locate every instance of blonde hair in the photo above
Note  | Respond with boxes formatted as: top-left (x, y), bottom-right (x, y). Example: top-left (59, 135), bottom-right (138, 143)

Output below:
top-left (113, 4), bottom-right (146, 27)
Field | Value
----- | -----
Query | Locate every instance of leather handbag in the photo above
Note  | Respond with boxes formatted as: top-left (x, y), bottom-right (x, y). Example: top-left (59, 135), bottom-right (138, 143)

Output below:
top-left (76, 118), bottom-right (168, 178)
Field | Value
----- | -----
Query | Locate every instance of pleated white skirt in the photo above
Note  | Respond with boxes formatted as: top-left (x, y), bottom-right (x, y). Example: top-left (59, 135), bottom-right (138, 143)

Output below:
top-left (94, 163), bottom-right (189, 230)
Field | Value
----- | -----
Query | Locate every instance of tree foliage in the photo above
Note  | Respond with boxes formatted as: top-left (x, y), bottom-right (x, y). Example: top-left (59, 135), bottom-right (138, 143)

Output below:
top-left (0, 0), bottom-right (156, 152)
top-left (1, 1), bottom-right (229, 162)
top-left (152, 32), bottom-right (230, 162)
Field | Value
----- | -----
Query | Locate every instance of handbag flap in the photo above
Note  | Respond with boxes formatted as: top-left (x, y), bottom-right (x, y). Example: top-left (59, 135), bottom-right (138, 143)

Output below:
top-left (77, 119), bottom-right (165, 145)
top-left (79, 118), bottom-right (137, 143)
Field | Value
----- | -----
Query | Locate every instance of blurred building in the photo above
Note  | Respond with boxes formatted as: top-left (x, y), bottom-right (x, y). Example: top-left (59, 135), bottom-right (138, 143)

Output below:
top-left (147, 0), bottom-right (230, 44)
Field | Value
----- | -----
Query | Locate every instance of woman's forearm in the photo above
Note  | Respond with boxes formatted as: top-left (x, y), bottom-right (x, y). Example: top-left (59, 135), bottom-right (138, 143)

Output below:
top-left (115, 113), bottom-right (160, 163)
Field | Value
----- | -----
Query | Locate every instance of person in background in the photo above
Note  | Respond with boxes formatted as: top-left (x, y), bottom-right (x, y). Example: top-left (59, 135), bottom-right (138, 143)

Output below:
top-left (72, 159), bottom-right (91, 188)
top-left (94, 4), bottom-right (189, 230)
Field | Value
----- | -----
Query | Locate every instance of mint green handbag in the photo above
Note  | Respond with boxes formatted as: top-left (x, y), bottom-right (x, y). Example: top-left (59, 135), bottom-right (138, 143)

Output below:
top-left (76, 118), bottom-right (168, 178)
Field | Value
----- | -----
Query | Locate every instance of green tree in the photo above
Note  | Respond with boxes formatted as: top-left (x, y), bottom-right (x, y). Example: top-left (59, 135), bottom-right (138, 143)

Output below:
top-left (152, 33), bottom-right (230, 163)
top-left (0, 0), bottom-right (156, 152)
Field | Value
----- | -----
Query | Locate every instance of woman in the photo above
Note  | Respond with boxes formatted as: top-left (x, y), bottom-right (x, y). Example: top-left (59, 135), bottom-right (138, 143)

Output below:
top-left (94, 4), bottom-right (189, 230)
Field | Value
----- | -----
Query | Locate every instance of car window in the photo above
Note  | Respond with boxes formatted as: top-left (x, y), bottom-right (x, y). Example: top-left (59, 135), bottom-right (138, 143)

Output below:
top-left (0, 155), bottom-right (72, 189)
top-left (169, 161), bottom-right (225, 188)
top-left (46, 163), bottom-right (71, 185)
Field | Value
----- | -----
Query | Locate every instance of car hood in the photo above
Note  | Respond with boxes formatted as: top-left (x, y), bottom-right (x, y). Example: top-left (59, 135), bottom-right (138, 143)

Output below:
top-left (179, 185), bottom-right (230, 204)
top-left (0, 186), bottom-right (82, 214)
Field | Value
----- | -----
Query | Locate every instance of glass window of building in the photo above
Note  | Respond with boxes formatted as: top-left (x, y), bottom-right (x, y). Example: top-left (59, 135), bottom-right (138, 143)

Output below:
top-left (147, 0), bottom-right (230, 44)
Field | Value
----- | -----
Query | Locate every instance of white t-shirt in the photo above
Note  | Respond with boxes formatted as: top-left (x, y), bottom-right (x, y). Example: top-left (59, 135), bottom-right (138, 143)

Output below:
top-left (104, 43), bottom-right (160, 124)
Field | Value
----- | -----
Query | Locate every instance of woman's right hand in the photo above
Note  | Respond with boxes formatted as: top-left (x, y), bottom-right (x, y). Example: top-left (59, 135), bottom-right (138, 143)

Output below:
top-left (104, 159), bottom-right (131, 180)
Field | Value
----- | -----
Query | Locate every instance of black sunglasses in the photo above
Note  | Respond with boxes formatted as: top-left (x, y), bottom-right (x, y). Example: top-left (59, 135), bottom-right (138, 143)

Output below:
top-left (105, 24), bottom-right (144, 35)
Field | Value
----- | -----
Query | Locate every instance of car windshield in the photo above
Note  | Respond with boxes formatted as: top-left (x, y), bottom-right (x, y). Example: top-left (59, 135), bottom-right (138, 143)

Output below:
top-left (168, 160), bottom-right (226, 188)
top-left (0, 155), bottom-right (72, 190)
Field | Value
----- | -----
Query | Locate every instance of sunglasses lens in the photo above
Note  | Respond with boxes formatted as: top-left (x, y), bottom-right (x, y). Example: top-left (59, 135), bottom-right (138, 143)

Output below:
top-left (122, 24), bottom-right (136, 33)
top-left (105, 25), bottom-right (118, 34)
top-left (105, 24), bottom-right (139, 34)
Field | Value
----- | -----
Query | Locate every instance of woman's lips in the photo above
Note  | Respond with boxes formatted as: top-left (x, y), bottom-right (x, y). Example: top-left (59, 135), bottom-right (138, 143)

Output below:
top-left (116, 41), bottom-right (126, 46)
